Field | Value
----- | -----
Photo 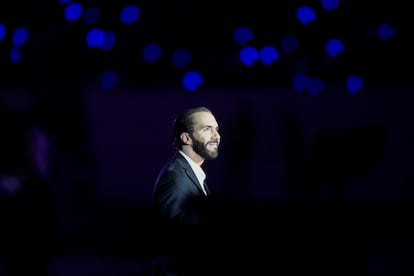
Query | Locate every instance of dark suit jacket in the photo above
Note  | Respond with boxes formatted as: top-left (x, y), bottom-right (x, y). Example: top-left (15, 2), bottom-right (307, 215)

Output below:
top-left (152, 152), bottom-right (215, 275)
top-left (153, 151), bottom-right (208, 226)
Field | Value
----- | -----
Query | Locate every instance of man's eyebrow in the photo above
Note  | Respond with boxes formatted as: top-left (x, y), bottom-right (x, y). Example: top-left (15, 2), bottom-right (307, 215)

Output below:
top-left (202, 124), bottom-right (219, 130)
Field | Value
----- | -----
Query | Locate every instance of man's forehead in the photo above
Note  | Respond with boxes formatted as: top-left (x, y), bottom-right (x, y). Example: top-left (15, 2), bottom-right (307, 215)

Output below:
top-left (192, 112), bottom-right (217, 125)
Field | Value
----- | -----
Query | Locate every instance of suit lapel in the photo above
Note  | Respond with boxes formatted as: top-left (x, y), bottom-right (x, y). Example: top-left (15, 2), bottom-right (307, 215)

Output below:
top-left (203, 181), bottom-right (210, 195)
top-left (176, 153), bottom-right (205, 195)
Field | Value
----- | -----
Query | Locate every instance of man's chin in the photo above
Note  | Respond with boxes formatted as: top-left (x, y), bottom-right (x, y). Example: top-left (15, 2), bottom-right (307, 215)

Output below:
top-left (206, 152), bottom-right (219, 160)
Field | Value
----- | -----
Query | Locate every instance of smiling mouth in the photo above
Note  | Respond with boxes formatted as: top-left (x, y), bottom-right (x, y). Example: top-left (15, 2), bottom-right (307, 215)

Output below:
top-left (207, 141), bottom-right (219, 148)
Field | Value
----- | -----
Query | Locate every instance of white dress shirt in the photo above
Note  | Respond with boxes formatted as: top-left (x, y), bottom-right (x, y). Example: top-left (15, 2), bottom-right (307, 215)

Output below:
top-left (179, 150), bottom-right (208, 195)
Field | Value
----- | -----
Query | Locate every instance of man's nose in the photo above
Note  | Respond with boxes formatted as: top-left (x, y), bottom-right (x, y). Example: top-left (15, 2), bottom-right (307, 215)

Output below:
top-left (213, 130), bottom-right (220, 139)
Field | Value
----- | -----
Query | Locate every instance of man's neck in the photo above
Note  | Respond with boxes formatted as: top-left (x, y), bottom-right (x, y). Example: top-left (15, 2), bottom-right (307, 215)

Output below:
top-left (180, 147), bottom-right (204, 166)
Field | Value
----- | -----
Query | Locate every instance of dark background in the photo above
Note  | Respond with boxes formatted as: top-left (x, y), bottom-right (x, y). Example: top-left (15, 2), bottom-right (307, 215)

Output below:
top-left (1, 0), bottom-right (414, 275)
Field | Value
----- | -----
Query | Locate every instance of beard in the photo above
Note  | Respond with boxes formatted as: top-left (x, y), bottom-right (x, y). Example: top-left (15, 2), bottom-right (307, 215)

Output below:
top-left (191, 135), bottom-right (219, 160)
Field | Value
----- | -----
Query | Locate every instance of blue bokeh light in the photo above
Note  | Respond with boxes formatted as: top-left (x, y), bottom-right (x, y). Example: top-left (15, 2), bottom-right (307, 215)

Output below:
top-left (143, 43), bottom-right (163, 63)
top-left (280, 35), bottom-right (298, 54)
top-left (0, 23), bottom-right (6, 41)
top-left (10, 47), bottom-right (22, 63)
top-left (326, 38), bottom-right (345, 57)
top-left (83, 7), bottom-right (100, 25)
top-left (64, 2), bottom-right (83, 21)
top-left (307, 77), bottom-right (325, 96)
top-left (182, 71), bottom-right (203, 91)
top-left (100, 31), bottom-right (116, 50)
top-left (240, 46), bottom-right (259, 66)
top-left (12, 27), bottom-right (29, 47)
top-left (292, 73), bottom-right (310, 93)
top-left (172, 49), bottom-right (191, 68)
top-left (120, 5), bottom-right (140, 24)
top-left (346, 75), bottom-right (364, 95)
top-left (100, 69), bottom-right (119, 90)
top-left (86, 28), bottom-right (105, 48)
top-left (321, 0), bottom-right (339, 11)
top-left (233, 26), bottom-right (254, 45)
top-left (292, 73), bottom-right (324, 95)
top-left (377, 23), bottom-right (394, 41)
top-left (296, 6), bottom-right (317, 25)
top-left (260, 46), bottom-right (280, 65)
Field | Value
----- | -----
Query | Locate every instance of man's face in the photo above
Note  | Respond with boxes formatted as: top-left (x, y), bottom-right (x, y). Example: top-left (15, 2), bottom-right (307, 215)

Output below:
top-left (189, 112), bottom-right (220, 160)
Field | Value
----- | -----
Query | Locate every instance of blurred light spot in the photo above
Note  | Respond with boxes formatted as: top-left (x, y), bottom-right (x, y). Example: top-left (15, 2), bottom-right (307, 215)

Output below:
top-left (64, 2), bottom-right (83, 21)
top-left (326, 38), bottom-right (344, 57)
top-left (280, 35), bottom-right (298, 54)
top-left (12, 27), bottom-right (29, 47)
top-left (83, 7), bottom-right (100, 25)
top-left (292, 73), bottom-right (310, 93)
top-left (377, 23), bottom-right (394, 41)
top-left (143, 43), bottom-right (162, 62)
top-left (346, 75), bottom-right (364, 95)
top-left (100, 31), bottom-right (116, 50)
top-left (308, 77), bottom-right (325, 95)
top-left (172, 49), bottom-right (191, 68)
top-left (296, 6), bottom-right (316, 24)
top-left (120, 5), bottom-right (140, 24)
top-left (10, 47), bottom-right (21, 63)
top-left (233, 26), bottom-right (254, 45)
top-left (292, 73), bottom-right (324, 95)
top-left (100, 70), bottom-right (119, 90)
top-left (86, 28), bottom-right (104, 48)
top-left (0, 23), bottom-right (5, 41)
top-left (260, 46), bottom-right (280, 65)
top-left (240, 46), bottom-right (259, 66)
top-left (321, 0), bottom-right (339, 11)
top-left (182, 71), bottom-right (203, 91)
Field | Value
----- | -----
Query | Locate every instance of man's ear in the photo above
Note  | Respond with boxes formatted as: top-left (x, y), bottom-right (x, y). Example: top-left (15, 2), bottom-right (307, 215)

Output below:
top-left (180, 132), bottom-right (191, 145)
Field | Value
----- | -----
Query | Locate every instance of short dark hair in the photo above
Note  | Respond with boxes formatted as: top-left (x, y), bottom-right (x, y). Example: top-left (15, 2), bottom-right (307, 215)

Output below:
top-left (172, 106), bottom-right (212, 149)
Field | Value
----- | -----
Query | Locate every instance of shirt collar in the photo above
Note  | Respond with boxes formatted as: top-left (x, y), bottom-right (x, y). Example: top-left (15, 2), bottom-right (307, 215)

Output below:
top-left (179, 150), bottom-right (206, 184)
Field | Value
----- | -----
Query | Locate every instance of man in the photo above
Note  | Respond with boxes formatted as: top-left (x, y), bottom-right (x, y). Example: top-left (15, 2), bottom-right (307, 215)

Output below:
top-left (153, 106), bottom-right (220, 225)
top-left (152, 106), bottom-right (221, 275)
